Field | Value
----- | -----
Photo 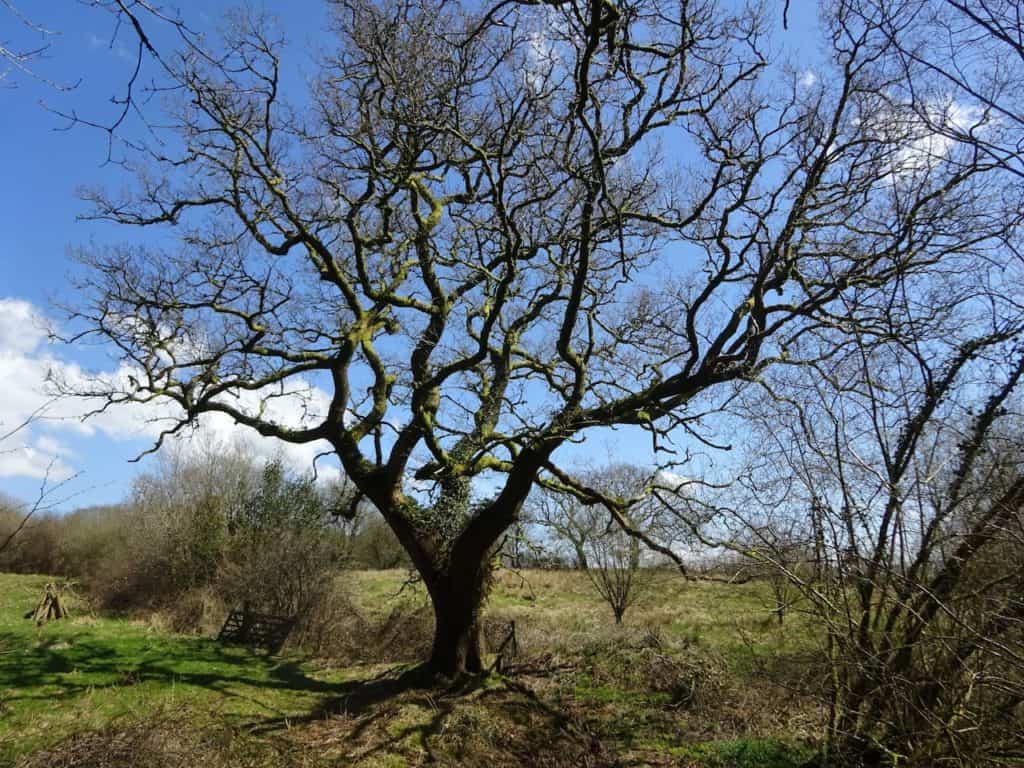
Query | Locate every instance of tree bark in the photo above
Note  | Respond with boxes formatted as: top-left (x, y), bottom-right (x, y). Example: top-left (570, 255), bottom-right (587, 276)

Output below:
top-left (374, 448), bottom-right (548, 679)
top-left (420, 550), bottom-right (494, 677)
top-left (573, 542), bottom-right (589, 571)
top-left (428, 587), bottom-right (485, 677)
top-left (371, 499), bottom-right (494, 679)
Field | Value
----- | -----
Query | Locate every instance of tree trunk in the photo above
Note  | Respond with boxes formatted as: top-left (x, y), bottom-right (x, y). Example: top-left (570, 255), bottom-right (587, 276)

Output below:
top-left (421, 545), bottom-right (493, 678)
top-left (369, 453), bottom-right (546, 679)
top-left (429, 589), bottom-right (484, 677)
top-left (573, 543), bottom-right (589, 571)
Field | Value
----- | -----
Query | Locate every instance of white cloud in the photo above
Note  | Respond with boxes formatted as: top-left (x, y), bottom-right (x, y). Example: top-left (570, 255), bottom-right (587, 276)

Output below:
top-left (856, 97), bottom-right (989, 179)
top-left (0, 438), bottom-right (75, 481)
top-left (798, 70), bottom-right (817, 89)
top-left (34, 434), bottom-right (70, 457)
top-left (653, 469), bottom-right (689, 492)
top-left (0, 297), bottom-right (340, 484)
top-left (0, 299), bottom-right (71, 480)
top-left (0, 297), bottom-right (50, 357)
top-left (523, 7), bottom-right (565, 94)
top-left (897, 101), bottom-right (985, 172)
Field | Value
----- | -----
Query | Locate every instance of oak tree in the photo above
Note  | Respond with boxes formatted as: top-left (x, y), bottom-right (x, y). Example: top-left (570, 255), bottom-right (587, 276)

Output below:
top-left (66, 0), bottom-right (1017, 676)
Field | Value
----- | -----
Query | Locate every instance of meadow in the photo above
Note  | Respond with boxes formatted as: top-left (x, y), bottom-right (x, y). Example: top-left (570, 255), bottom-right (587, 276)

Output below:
top-left (0, 570), bottom-right (821, 767)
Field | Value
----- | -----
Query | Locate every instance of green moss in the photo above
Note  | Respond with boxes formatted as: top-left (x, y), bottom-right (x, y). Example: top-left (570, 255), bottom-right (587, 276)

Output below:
top-left (573, 673), bottom-right (672, 709)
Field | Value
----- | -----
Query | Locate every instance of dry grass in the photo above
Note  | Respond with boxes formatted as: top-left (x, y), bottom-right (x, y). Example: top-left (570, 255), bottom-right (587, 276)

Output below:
top-left (15, 707), bottom-right (316, 768)
top-left (338, 569), bottom-right (819, 670)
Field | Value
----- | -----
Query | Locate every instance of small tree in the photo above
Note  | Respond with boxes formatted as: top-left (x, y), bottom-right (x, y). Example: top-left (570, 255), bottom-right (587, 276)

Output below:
top-left (745, 525), bottom-right (807, 626)
top-left (536, 465), bottom-right (668, 623)
top-left (586, 521), bottom-right (647, 624)
top-left (525, 484), bottom-right (605, 570)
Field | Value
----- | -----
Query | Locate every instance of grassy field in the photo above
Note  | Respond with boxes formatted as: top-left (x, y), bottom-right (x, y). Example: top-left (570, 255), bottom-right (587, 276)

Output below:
top-left (0, 570), bottom-right (822, 767)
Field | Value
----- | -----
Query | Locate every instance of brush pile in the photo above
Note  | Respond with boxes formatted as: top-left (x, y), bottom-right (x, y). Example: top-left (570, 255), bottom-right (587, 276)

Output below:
top-left (25, 582), bottom-right (69, 626)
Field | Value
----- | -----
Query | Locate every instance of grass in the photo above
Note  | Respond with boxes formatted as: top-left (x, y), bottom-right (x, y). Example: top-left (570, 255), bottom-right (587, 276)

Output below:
top-left (346, 568), bottom-right (818, 647)
top-left (0, 575), bottom-right (363, 762)
top-left (0, 570), bottom-right (822, 767)
top-left (671, 739), bottom-right (817, 768)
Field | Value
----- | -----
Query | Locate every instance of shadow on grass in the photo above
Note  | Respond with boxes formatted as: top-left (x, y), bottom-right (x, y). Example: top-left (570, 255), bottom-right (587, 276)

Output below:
top-left (1, 626), bottom-right (493, 722)
top-left (242, 663), bottom-right (614, 767)
top-left (0, 628), bottom-right (727, 767)
top-left (246, 663), bottom-right (476, 728)
top-left (0, 629), bottom-right (338, 706)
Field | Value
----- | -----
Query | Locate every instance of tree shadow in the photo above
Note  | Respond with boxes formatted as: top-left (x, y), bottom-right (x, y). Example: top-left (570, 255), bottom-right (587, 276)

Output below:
top-left (0, 630), bottom-right (336, 705)
top-left (245, 662), bottom-right (468, 731)
top-left (243, 663), bottom-right (611, 766)
top-left (0, 626), bottom-right (474, 716)
top-left (0, 626), bottom-right (610, 765)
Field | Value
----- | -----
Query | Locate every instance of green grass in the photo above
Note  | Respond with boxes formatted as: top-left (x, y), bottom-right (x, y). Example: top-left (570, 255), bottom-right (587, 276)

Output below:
top-left (0, 571), bottom-right (823, 767)
top-left (670, 739), bottom-right (816, 768)
top-left (346, 568), bottom-right (818, 655)
top-left (0, 574), bottom-right (362, 763)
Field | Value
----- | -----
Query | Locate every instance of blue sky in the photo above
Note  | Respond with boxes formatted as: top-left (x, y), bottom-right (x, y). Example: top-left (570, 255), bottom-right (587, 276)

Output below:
top-left (0, 1), bottom-right (823, 510)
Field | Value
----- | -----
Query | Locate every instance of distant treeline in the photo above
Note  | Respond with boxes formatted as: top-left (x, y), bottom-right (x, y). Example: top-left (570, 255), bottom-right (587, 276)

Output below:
top-left (0, 444), bottom-right (414, 614)
top-left (0, 442), bottom-right (610, 617)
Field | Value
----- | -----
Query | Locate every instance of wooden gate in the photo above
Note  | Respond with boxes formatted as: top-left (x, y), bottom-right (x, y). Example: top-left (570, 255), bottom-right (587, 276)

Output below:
top-left (217, 605), bottom-right (295, 654)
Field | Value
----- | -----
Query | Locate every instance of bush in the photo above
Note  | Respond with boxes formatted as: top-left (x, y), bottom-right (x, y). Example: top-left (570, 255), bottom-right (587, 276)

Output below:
top-left (348, 514), bottom-right (410, 569)
top-left (218, 460), bottom-right (347, 617)
top-left (291, 579), bottom-right (433, 663)
top-left (0, 507), bottom-right (62, 575)
top-left (2, 444), bottom-right (355, 633)
top-left (1, 442), bottom-right (416, 645)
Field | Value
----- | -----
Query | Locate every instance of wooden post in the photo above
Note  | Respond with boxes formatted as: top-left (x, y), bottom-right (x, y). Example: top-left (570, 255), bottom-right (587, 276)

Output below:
top-left (239, 600), bottom-right (254, 644)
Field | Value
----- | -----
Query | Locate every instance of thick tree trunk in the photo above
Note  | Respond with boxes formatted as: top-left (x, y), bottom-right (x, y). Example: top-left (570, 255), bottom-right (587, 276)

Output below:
top-left (429, 589), bottom-right (484, 677)
top-left (420, 539), bottom-right (495, 678)
top-left (377, 513), bottom-right (492, 678)
top-left (366, 448), bottom-right (549, 680)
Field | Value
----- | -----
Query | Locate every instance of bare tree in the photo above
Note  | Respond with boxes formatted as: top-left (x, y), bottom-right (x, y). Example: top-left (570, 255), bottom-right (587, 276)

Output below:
top-left (742, 520), bottom-right (808, 626)
top-left (529, 464), bottom-right (667, 619)
top-left (586, 521), bottom-right (648, 625)
top-left (0, 405), bottom-right (78, 561)
top-left (799, 345), bottom-right (1022, 764)
top-left (680, 289), bottom-right (1024, 764)
top-left (850, 0), bottom-right (1024, 179)
top-left (588, 465), bottom-right (668, 623)
top-left (526, 480), bottom-right (605, 570)
top-left (61, 0), bottom-right (1018, 677)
